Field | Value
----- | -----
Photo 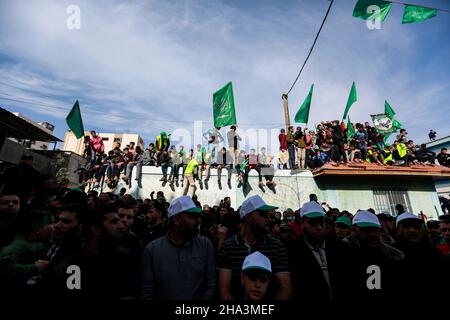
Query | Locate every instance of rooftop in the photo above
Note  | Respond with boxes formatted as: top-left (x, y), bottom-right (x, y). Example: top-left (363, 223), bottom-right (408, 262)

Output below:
top-left (313, 162), bottom-right (450, 180)
top-left (0, 107), bottom-right (62, 142)
top-left (425, 135), bottom-right (450, 149)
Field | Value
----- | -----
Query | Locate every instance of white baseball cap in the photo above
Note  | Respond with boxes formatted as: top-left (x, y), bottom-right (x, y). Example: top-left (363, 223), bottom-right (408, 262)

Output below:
top-left (353, 211), bottom-right (381, 228)
top-left (239, 195), bottom-right (278, 219)
top-left (242, 251), bottom-right (272, 273)
top-left (300, 201), bottom-right (326, 218)
top-left (167, 195), bottom-right (202, 219)
top-left (396, 212), bottom-right (421, 226)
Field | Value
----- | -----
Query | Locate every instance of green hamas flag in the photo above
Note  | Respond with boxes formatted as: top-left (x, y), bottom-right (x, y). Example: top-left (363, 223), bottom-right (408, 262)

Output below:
top-left (352, 0), bottom-right (393, 22)
top-left (402, 5), bottom-right (437, 24)
top-left (384, 100), bottom-right (395, 119)
top-left (295, 84), bottom-right (314, 124)
top-left (342, 82), bottom-right (357, 121)
top-left (347, 116), bottom-right (355, 141)
top-left (66, 100), bottom-right (85, 139)
top-left (371, 113), bottom-right (393, 132)
top-left (213, 82), bottom-right (237, 128)
top-left (384, 119), bottom-right (402, 142)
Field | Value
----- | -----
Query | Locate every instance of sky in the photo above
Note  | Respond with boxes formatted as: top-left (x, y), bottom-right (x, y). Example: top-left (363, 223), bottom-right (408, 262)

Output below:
top-left (0, 0), bottom-right (449, 151)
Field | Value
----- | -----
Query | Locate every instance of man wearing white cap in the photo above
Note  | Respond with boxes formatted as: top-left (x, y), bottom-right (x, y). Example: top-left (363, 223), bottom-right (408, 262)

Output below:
top-left (141, 196), bottom-right (216, 300)
top-left (217, 195), bottom-right (292, 300)
top-left (240, 251), bottom-right (272, 301)
top-left (287, 201), bottom-right (353, 304)
top-left (343, 210), bottom-right (404, 301)
top-left (393, 212), bottom-right (445, 299)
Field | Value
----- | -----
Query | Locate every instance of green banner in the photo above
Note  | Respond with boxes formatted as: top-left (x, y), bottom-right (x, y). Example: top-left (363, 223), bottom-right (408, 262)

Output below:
top-left (371, 113), bottom-right (393, 132)
top-left (384, 100), bottom-right (396, 119)
top-left (352, 0), bottom-right (393, 22)
top-left (342, 82), bottom-right (357, 121)
top-left (66, 100), bottom-right (85, 139)
top-left (347, 116), bottom-right (355, 141)
top-left (402, 5), bottom-right (437, 24)
top-left (213, 82), bottom-right (237, 128)
top-left (295, 84), bottom-right (314, 124)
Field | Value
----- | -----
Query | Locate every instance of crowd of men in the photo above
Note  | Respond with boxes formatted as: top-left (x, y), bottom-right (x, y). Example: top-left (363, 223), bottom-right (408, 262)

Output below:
top-left (78, 127), bottom-right (277, 194)
top-left (73, 123), bottom-right (449, 198)
top-left (0, 156), bottom-right (449, 304)
top-left (278, 121), bottom-right (449, 170)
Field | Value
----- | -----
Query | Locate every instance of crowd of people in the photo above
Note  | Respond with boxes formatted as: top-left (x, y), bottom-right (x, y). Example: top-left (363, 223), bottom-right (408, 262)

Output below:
top-left (73, 123), bottom-right (449, 197)
top-left (0, 156), bottom-right (449, 303)
top-left (278, 121), bottom-right (448, 170)
top-left (78, 127), bottom-right (277, 194)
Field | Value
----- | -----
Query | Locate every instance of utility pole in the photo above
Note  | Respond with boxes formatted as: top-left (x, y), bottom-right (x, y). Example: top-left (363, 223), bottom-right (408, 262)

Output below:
top-left (282, 93), bottom-right (291, 130)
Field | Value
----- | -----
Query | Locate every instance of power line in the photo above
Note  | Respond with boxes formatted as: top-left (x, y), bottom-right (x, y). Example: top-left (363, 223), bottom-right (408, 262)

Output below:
top-left (286, 0), bottom-right (334, 95)
top-left (0, 92), bottom-right (285, 127)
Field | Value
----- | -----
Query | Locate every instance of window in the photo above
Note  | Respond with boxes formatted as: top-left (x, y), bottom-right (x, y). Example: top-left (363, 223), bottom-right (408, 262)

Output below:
top-left (373, 189), bottom-right (412, 216)
top-left (114, 138), bottom-right (122, 143)
top-left (102, 137), bottom-right (109, 141)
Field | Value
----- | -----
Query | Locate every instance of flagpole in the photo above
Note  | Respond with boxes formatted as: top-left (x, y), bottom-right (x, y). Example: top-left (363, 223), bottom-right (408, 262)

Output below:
top-left (282, 94), bottom-right (291, 130)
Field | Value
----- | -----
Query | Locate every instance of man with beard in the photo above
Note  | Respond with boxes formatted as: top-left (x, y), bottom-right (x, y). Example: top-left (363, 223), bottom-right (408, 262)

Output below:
top-left (141, 196), bottom-right (216, 300)
top-left (343, 211), bottom-right (404, 302)
top-left (217, 195), bottom-right (292, 300)
top-left (40, 204), bottom-right (84, 297)
top-left (287, 202), bottom-right (353, 304)
top-left (67, 203), bottom-right (137, 301)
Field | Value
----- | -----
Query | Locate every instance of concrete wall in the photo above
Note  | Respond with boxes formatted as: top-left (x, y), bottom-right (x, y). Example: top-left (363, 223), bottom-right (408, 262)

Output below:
top-left (0, 138), bottom-right (53, 173)
top-left (0, 138), bottom-right (87, 188)
top-left (426, 136), bottom-right (450, 198)
top-left (95, 166), bottom-right (443, 219)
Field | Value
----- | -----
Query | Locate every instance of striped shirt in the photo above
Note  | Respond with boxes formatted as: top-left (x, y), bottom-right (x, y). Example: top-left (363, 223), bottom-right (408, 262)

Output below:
top-left (217, 233), bottom-right (289, 299)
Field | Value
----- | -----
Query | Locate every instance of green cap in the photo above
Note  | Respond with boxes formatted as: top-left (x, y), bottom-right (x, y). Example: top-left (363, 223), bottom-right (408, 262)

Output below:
top-left (336, 216), bottom-right (352, 228)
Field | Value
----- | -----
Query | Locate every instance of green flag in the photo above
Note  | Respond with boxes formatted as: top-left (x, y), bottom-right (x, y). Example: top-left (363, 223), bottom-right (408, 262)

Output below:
top-left (352, 0), bottom-right (393, 22)
top-left (384, 119), bottom-right (402, 142)
top-left (402, 5), bottom-right (437, 24)
top-left (240, 158), bottom-right (249, 171)
top-left (347, 116), bottom-right (355, 141)
top-left (213, 82), bottom-right (237, 128)
top-left (384, 100), bottom-right (395, 119)
top-left (295, 84), bottom-right (314, 124)
top-left (342, 82), bottom-right (357, 121)
top-left (66, 100), bottom-right (85, 139)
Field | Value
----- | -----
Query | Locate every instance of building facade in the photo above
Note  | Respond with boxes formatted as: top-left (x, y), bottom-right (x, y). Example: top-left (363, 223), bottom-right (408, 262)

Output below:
top-left (62, 131), bottom-right (145, 155)
top-left (11, 113), bottom-right (55, 150)
top-left (426, 135), bottom-right (450, 198)
top-left (91, 163), bottom-right (449, 220)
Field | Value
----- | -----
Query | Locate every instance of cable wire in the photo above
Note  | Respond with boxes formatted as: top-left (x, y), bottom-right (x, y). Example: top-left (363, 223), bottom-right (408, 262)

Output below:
top-left (286, 0), bottom-right (334, 95)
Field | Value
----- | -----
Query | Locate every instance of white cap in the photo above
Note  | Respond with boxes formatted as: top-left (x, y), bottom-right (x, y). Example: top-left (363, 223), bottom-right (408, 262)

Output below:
top-left (396, 212), bottom-right (421, 226)
top-left (167, 195), bottom-right (202, 219)
top-left (242, 251), bottom-right (272, 273)
top-left (300, 201), bottom-right (326, 218)
top-left (239, 195), bottom-right (278, 219)
top-left (353, 211), bottom-right (381, 228)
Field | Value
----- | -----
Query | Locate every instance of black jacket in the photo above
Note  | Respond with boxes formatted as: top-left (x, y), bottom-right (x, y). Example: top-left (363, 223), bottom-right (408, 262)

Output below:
top-left (394, 240), bottom-right (448, 302)
top-left (287, 236), bottom-right (355, 304)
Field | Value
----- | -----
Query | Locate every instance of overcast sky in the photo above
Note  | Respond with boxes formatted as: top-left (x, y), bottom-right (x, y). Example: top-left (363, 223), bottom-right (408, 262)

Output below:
top-left (0, 0), bottom-right (449, 150)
